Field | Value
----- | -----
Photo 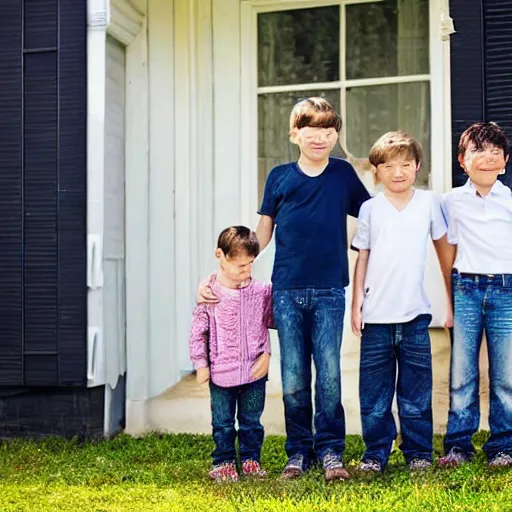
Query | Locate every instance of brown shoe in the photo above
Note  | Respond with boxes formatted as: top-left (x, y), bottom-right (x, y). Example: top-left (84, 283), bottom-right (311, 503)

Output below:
top-left (323, 453), bottom-right (350, 482)
top-left (280, 455), bottom-right (305, 480)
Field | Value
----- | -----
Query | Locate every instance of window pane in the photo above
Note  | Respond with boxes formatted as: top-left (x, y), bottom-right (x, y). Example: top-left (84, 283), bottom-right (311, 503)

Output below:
top-left (258, 7), bottom-right (340, 87)
top-left (345, 82), bottom-right (430, 188)
top-left (258, 90), bottom-right (343, 202)
top-left (346, 0), bottom-right (429, 80)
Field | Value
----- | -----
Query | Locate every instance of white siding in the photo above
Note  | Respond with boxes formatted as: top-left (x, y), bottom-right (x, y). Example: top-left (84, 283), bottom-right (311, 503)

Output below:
top-left (147, 0), bottom-right (178, 397)
top-left (104, 36), bottom-right (127, 388)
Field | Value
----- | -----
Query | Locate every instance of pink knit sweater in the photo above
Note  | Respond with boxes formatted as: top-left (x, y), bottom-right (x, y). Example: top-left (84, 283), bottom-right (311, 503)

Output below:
top-left (189, 275), bottom-right (273, 388)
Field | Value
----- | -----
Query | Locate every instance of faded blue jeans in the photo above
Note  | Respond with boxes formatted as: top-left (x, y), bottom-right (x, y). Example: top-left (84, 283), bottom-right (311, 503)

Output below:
top-left (209, 377), bottom-right (266, 465)
top-left (273, 288), bottom-right (346, 466)
top-left (445, 272), bottom-right (512, 459)
top-left (360, 314), bottom-right (433, 467)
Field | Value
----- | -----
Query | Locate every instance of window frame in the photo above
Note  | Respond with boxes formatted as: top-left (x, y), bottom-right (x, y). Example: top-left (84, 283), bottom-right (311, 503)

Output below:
top-left (240, 0), bottom-right (452, 227)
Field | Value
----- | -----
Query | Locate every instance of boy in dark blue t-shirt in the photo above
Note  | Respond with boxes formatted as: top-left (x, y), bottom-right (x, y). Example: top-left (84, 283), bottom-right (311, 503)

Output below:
top-left (257, 97), bottom-right (370, 481)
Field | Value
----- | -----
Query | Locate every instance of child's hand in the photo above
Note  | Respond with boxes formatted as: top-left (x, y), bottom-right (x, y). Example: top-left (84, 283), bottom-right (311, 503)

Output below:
top-left (196, 367), bottom-right (210, 384)
top-left (196, 281), bottom-right (218, 305)
top-left (351, 307), bottom-right (363, 337)
top-left (444, 303), bottom-right (454, 329)
top-left (251, 353), bottom-right (270, 380)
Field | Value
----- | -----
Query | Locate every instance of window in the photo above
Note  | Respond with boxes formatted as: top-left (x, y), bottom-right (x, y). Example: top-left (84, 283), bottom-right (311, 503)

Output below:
top-left (256, 0), bottom-right (430, 201)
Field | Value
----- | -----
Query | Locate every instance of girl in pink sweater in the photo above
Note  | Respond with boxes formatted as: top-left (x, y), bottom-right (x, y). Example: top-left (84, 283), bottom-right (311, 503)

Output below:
top-left (189, 226), bottom-right (272, 482)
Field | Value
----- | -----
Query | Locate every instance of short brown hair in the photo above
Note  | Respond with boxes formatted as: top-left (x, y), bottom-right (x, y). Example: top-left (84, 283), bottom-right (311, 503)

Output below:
top-left (217, 226), bottom-right (260, 259)
top-left (289, 97), bottom-right (342, 135)
top-left (458, 122), bottom-right (509, 158)
top-left (369, 131), bottom-right (423, 167)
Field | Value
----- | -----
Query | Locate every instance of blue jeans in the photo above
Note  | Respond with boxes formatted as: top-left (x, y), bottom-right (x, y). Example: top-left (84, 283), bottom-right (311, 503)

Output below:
top-left (360, 314), bottom-right (433, 467)
top-left (209, 377), bottom-right (266, 465)
top-left (445, 272), bottom-right (512, 458)
top-left (273, 288), bottom-right (346, 465)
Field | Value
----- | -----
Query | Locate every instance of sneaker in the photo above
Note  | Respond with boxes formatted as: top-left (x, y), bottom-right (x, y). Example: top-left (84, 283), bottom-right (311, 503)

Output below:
top-left (208, 461), bottom-right (239, 482)
top-left (280, 454), bottom-right (306, 480)
top-left (488, 452), bottom-right (512, 468)
top-left (242, 459), bottom-right (267, 478)
top-left (409, 458), bottom-right (432, 471)
top-left (438, 449), bottom-right (473, 467)
top-left (322, 452), bottom-right (350, 482)
top-left (359, 459), bottom-right (382, 473)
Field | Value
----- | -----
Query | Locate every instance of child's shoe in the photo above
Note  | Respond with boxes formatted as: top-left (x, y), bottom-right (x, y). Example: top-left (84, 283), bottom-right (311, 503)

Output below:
top-left (242, 459), bottom-right (267, 478)
top-left (280, 454), bottom-right (306, 480)
top-left (359, 459), bottom-right (382, 473)
top-left (209, 461), bottom-right (239, 482)
top-left (322, 452), bottom-right (350, 482)
top-left (488, 452), bottom-right (512, 468)
top-left (438, 449), bottom-right (473, 467)
top-left (408, 458), bottom-right (432, 471)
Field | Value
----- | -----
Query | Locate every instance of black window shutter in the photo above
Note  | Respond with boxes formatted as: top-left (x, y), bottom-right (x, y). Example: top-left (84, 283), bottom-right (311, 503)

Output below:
top-left (0, 1), bottom-right (23, 385)
top-left (449, 0), bottom-right (485, 187)
top-left (450, 0), bottom-right (512, 187)
top-left (483, 0), bottom-right (512, 187)
top-left (0, 0), bottom-right (86, 387)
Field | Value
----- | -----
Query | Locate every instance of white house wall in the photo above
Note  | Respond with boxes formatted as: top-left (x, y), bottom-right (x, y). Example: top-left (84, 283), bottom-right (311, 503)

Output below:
top-left (119, 0), bottom-right (453, 435)
top-left (147, 0), bottom-right (178, 398)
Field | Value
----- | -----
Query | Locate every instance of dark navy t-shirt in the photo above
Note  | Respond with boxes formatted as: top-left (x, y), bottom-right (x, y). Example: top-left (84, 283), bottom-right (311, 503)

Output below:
top-left (258, 157), bottom-right (370, 290)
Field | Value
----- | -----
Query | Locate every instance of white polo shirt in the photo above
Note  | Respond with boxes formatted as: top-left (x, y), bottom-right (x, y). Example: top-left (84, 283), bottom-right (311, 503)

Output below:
top-left (352, 189), bottom-right (447, 324)
top-left (442, 179), bottom-right (512, 274)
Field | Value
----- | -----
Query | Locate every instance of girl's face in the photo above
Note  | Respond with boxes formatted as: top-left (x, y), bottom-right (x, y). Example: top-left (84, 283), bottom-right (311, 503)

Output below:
top-left (216, 250), bottom-right (254, 284)
top-left (459, 143), bottom-right (508, 191)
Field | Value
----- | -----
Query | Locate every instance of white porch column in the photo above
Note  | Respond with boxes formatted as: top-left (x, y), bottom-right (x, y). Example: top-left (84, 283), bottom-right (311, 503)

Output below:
top-left (172, 0), bottom-right (216, 381)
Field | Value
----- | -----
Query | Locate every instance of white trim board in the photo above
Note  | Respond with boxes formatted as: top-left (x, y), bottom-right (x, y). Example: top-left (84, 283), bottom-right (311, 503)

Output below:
top-left (108, 0), bottom-right (145, 46)
top-left (242, 0), bottom-right (383, 12)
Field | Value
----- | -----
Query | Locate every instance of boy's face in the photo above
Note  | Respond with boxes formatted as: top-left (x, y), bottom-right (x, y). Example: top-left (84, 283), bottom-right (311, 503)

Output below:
top-left (216, 249), bottom-right (254, 284)
top-left (375, 156), bottom-right (419, 194)
top-left (292, 126), bottom-right (338, 163)
top-left (459, 143), bottom-right (508, 189)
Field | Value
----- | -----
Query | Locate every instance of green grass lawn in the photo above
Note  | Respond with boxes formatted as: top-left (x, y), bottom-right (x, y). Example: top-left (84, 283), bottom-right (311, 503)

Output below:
top-left (0, 431), bottom-right (511, 512)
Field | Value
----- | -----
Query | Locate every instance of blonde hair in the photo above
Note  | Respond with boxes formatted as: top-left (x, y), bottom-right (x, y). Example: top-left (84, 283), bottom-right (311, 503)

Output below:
top-left (289, 97), bottom-right (342, 141)
top-left (368, 131), bottom-right (423, 167)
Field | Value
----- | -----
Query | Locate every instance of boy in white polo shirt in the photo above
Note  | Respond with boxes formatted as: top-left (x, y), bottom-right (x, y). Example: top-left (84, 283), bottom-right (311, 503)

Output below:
top-left (439, 122), bottom-right (512, 468)
top-left (351, 131), bottom-right (452, 473)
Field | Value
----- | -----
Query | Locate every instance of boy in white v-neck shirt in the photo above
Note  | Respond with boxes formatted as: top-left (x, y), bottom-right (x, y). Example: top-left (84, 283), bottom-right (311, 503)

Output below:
top-left (351, 131), bottom-right (453, 473)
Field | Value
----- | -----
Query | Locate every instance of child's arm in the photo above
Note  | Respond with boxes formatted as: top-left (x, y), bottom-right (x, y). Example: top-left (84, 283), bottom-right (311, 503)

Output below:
top-left (347, 164), bottom-right (371, 218)
top-left (263, 283), bottom-right (274, 331)
top-left (251, 284), bottom-right (272, 381)
top-left (433, 235), bottom-right (456, 328)
top-left (350, 201), bottom-right (371, 336)
top-left (432, 193), bottom-right (456, 328)
top-left (352, 249), bottom-right (369, 337)
top-left (189, 304), bottom-right (211, 383)
top-left (257, 168), bottom-right (278, 251)
top-left (256, 215), bottom-right (274, 251)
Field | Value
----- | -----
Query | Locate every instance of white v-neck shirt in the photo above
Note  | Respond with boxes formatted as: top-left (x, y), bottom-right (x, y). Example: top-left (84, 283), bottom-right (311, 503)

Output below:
top-left (352, 189), bottom-right (447, 324)
top-left (442, 179), bottom-right (512, 274)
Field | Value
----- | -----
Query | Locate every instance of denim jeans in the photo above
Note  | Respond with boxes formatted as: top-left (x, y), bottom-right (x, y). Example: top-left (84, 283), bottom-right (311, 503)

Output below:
top-left (209, 377), bottom-right (266, 465)
top-left (359, 314), bottom-right (433, 467)
top-left (272, 288), bottom-right (346, 465)
top-left (445, 272), bottom-right (512, 458)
